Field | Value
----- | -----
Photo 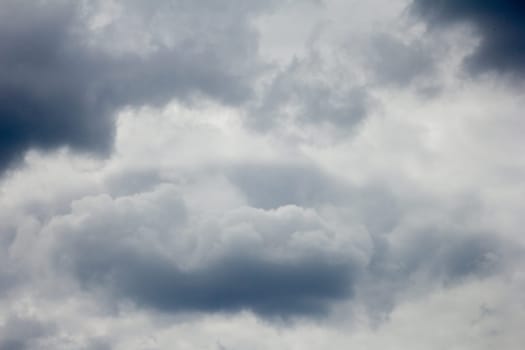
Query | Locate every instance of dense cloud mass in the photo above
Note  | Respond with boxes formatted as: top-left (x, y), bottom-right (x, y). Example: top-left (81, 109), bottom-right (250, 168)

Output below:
top-left (49, 190), bottom-right (358, 317)
top-left (0, 0), bottom-right (525, 349)
top-left (411, 0), bottom-right (525, 75)
top-left (0, 0), bottom-right (264, 172)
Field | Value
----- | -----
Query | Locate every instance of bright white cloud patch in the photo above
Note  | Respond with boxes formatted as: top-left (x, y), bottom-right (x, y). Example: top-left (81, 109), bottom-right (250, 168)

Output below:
top-left (0, 0), bottom-right (524, 349)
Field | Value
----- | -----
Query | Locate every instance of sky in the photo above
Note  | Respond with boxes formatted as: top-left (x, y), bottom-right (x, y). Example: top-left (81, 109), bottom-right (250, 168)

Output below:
top-left (0, 0), bottom-right (524, 349)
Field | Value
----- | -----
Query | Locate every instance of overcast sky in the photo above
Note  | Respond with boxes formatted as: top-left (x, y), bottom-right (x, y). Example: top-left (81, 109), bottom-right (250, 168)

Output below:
top-left (0, 0), bottom-right (524, 349)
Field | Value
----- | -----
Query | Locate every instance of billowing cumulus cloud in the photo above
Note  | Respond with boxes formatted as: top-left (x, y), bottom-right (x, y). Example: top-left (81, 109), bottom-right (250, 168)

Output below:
top-left (46, 188), bottom-right (360, 317)
top-left (1, 0), bottom-right (525, 349)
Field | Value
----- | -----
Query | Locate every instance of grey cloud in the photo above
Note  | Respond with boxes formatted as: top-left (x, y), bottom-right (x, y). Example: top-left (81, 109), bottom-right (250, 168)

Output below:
top-left (47, 187), bottom-right (360, 318)
top-left (411, 0), bottom-right (525, 76)
top-left (0, 0), bottom-right (113, 171)
top-left (82, 338), bottom-right (113, 350)
top-left (388, 231), bottom-right (504, 282)
top-left (0, 315), bottom-right (55, 350)
top-left (104, 168), bottom-right (162, 197)
top-left (69, 249), bottom-right (354, 318)
top-left (46, 170), bottom-right (513, 323)
top-left (360, 229), bottom-right (512, 321)
top-left (250, 50), bottom-right (372, 131)
top-left (227, 162), bottom-right (401, 234)
top-left (0, 0), bottom-right (523, 347)
top-left (227, 162), bottom-right (517, 320)
top-left (228, 162), bottom-right (346, 209)
top-left (367, 34), bottom-right (436, 86)
top-left (0, 267), bottom-right (19, 298)
top-left (1, 159), bottom-right (518, 331)
top-left (228, 162), bottom-right (521, 321)
top-left (0, 0), bottom-right (267, 173)
top-left (0, 230), bottom-right (21, 296)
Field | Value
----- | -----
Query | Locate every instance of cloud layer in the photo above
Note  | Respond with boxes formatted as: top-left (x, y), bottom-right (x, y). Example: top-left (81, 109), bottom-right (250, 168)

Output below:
top-left (0, 0), bottom-right (524, 349)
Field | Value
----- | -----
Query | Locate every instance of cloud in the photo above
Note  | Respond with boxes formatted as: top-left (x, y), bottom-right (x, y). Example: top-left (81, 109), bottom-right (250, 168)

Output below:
top-left (38, 163), bottom-right (517, 323)
top-left (72, 251), bottom-right (354, 318)
top-left (226, 161), bottom-right (402, 235)
top-left (0, 1), bottom-right (524, 348)
top-left (0, 315), bottom-right (55, 350)
top-left (227, 162), bottom-right (346, 209)
top-left (0, 0), bottom-right (267, 173)
top-left (46, 186), bottom-right (361, 318)
top-left (360, 228), bottom-right (511, 320)
top-left (249, 47), bottom-right (373, 132)
top-left (0, 228), bottom-right (23, 296)
top-left (366, 33), bottom-right (436, 86)
top-left (411, 0), bottom-right (525, 75)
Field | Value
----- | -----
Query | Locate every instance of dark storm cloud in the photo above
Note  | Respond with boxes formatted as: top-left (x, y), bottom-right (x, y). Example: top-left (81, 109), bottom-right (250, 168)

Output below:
top-left (0, 0), bottom-right (265, 173)
top-left (0, 0), bottom-right (112, 171)
top-left (411, 0), bottom-right (525, 75)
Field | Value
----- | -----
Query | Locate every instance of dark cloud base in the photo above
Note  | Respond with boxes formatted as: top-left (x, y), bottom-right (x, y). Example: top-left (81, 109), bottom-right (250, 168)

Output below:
top-left (62, 226), bottom-right (508, 320)
top-left (66, 246), bottom-right (355, 318)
